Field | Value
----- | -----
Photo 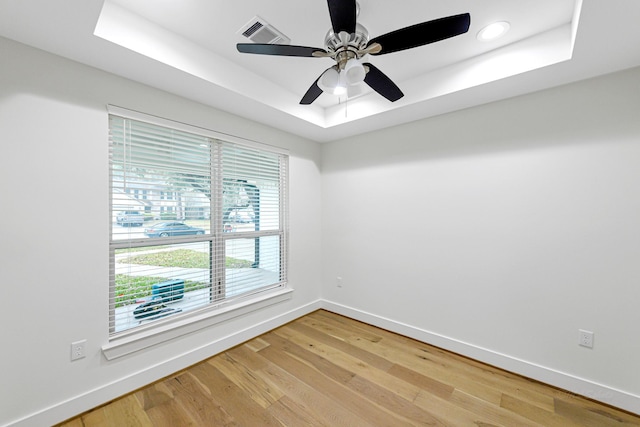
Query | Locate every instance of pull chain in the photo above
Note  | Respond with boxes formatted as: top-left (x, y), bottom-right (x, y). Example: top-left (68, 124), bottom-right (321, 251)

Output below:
top-left (339, 95), bottom-right (348, 117)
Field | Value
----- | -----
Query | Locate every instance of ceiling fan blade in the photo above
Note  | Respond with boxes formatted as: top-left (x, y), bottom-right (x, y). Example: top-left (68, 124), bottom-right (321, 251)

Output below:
top-left (237, 43), bottom-right (327, 57)
top-left (367, 13), bottom-right (471, 56)
top-left (300, 76), bottom-right (324, 105)
top-left (363, 63), bottom-right (404, 102)
top-left (327, 0), bottom-right (357, 34)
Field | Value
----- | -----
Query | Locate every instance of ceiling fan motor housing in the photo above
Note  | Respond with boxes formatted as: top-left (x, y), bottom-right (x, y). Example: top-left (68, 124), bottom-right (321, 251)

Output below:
top-left (325, 23), bottom-right (369, 69)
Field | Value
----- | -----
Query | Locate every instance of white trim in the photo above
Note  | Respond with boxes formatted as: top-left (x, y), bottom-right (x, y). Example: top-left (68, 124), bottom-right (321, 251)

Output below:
top-left (321, 300), bottom-right (640, 416)
top-left (7, 299), bottom-right (323, 427)
top-left (106, 104), bottom-right (289, 155)
top-left (103, 288), bottom-right (293, 360)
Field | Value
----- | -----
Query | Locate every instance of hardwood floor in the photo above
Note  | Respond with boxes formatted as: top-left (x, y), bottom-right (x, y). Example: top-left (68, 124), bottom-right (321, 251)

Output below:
top-left (59, 310), bottom-right (640, 426)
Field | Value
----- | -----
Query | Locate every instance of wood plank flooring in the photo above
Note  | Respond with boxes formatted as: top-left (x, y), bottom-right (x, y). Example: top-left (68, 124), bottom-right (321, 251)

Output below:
top-left (59, 310), bottom-right (640, 426)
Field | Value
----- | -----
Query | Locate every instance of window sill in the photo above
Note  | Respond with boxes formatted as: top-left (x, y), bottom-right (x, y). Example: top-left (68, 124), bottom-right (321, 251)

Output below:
top-left (102, 287), bottom-right (293, 360)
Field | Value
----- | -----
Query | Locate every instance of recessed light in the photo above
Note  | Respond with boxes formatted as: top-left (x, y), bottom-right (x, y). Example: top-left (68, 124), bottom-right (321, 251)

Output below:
top-left (477, 21), bottom-right (510, 41)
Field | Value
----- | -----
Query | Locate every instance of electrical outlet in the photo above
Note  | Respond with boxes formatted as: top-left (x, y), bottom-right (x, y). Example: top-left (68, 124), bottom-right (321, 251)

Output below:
top-left (579, 330), bottom-right (594, 349)
top-left (336, 276), bottom-right (343, 288)
top-left (71, 339), bottom-right (87, 361)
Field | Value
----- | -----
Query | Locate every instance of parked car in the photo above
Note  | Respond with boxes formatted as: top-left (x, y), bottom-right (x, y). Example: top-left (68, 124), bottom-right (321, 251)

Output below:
top-left (116, 210), bottom-right (144, 226)
top-left (144, 222), bottom-right (205, 238)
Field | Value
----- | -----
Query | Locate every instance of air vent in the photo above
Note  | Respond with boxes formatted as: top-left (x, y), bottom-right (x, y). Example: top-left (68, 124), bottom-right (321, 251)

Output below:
top-left (238, 16), bottom-right (291, 45)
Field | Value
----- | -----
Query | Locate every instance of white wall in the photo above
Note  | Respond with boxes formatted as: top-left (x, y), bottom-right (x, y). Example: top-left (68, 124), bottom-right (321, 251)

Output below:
top-left (0, 37), bottom-right (322, 427)
top-left (322, 66), bottom-right (640, 412)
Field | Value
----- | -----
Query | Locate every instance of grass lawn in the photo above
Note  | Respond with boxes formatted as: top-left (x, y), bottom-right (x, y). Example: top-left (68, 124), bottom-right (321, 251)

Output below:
top-left (115, 249), bottom-right (252, 307)
top-left (120, 249), bottom-right (252, 269)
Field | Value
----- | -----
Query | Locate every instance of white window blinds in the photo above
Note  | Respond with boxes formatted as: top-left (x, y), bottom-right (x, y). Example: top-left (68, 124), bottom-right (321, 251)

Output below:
top-left (109, 114), bottom-right (288, 335)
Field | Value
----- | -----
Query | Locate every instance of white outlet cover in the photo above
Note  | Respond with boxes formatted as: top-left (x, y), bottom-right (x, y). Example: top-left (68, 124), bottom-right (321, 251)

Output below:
top-left (579, 330), bottom-right (594, 348)
top-left (71, 339), bottom-right (87, 361)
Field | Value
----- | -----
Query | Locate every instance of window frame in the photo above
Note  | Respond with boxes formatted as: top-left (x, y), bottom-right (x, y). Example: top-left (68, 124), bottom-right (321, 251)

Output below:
top-left (103, 106), bottom-right (290, 358)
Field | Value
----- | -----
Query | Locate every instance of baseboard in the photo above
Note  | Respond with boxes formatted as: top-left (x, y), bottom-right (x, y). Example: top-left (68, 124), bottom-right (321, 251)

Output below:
top-left (7, 299), bottom-right (323, 427)
top-left (321, 300), bottom-right (640, 416)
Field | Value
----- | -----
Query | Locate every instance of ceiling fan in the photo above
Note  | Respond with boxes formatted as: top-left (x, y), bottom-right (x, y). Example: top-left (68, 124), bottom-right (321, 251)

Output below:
top-left (237, 0), bottom-right (470, 105)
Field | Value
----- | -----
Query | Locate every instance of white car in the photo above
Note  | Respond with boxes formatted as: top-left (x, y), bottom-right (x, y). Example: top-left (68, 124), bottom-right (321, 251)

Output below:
top-left (116, 210), bottom-right (144, 226)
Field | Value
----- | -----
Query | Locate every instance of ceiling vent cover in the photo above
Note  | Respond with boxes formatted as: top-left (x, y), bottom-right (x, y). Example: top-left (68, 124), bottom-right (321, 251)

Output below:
top-left (239, 16), bottom-right (291, 44)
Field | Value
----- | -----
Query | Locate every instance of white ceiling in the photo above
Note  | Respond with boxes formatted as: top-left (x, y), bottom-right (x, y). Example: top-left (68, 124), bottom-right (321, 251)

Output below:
top-left (1, 0), bottom-right (639, 143)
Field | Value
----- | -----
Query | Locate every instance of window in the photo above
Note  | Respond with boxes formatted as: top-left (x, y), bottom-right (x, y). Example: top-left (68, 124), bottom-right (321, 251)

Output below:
top-left (109, 111), bottom-right (288, 336)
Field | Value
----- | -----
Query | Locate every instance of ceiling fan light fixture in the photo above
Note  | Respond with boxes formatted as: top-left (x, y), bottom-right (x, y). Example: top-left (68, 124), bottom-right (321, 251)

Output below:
top-left (477, 21), bottom-right (510, 41)
top-left (319, 67), bottom-right (339, 90)
top-left (347, 83), bottom-right (364, 98)
top-left (318, 67), bottom-right (347, 95)
top-left (333, 80), bottom-right (347, 96)
top-left (344, 58), bottom-right (366, 85)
